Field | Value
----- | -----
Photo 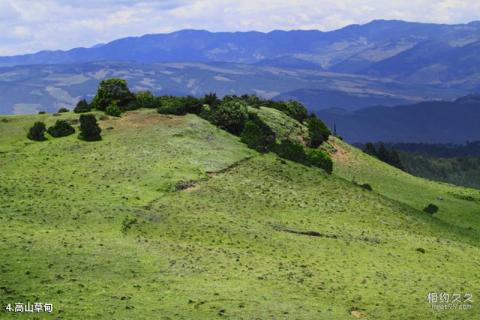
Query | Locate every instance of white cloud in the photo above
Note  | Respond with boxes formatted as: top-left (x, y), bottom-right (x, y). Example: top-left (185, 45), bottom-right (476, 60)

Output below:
top-left (0, 0), bottom-right (479, 55)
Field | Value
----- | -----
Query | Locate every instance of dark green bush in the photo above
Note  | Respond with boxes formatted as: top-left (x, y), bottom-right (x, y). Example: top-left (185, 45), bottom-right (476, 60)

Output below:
top-left (203, 92), bottom-right (220, 107)
top-left (105, 101), bottom-right (122, 117)
top-left (57, 107), bottom-right (69, 113)
top-left (91, 78), bottom-right (135, 111)
top-left (240, 94), bottom-right (264, 108)
top-left (273, 140), bottom-right (307, 163)
top-left (266, 100), bottom-right (308, 122)
top-left (133, 91), bottom-right (158, 109)
top-left (182, 96), bottom-right (203, 114)
top-left (38, 111), bottom-right (46, 115)
top-left (157, 96), bottom-right (187, 115)
top-left (47, 120), bottom-right (75, 138)
top-left (121, 215), bottom-right (138, 234)
top-left (175, 180), bottom-right (196, 191)
top-left (306, 149), bottom-right (333, 174)
top-left (361, 183), bottom-right (373, 191)
top-left (199, 104), bottom-right (212, 120)
top-left (307, 116), bottom-right (331, 148)
top-left (423, 204), bottom-right (439, 215)
top-left (79, 114), bottom-right (102, 141)
top-left (208, 100), bottom-right (249, 135)
top-left (27, 122), bottom-right (47, 141)
top-left (241, 117), bottom-right (276, 153)
top-left (74, 99), bottom-right (91, 113)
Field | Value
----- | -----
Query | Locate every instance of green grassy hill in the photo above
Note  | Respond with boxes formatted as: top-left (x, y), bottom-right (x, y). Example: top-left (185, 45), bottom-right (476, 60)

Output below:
top-left (1, 109), bottom-right (479, 319)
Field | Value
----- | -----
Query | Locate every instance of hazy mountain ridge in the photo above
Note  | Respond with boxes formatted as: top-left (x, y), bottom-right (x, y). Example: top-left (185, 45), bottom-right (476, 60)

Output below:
top-left (1, 20), bottom-right (480, 116)
top-left (318, 96), bottom-right (480, 143)
top-left (1, 61), bottom-right (466, 115)
top-left (1, 20), bottom-right (479, 84)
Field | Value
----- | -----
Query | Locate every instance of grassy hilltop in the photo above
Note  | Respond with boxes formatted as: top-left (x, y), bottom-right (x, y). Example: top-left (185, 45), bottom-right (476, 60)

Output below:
top-left (0, 109), bottom-right (479, 319)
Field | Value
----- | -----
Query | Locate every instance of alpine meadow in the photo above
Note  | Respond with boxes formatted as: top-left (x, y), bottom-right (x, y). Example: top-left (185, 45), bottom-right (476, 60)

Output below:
top-left (1, 3), bottom-right (480, 319)
top-left (1, 78), bottom-right (479, 319)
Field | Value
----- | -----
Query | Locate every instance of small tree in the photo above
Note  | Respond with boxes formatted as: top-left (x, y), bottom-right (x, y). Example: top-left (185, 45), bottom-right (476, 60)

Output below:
top-left (47, 120), bottom-right (75, 137)
top-left (306, 149), bottom-right (333, 174)
top-left (307, 116), bottom-right (331, 148)
top-left (268, 100), bottom-right (308, 122)
top-left (105, 101), bottom-right (122, 117)
top-left (157, 96), bottom-right (187, 115)
top-left (58, 107), bottom-right (69, 113)
top-left (208, 100), bottom-right (249, 135)
top-left (91, 78), bottom-right (135, 111)
top-left (27, 122), bottom-right (47, 141)
top-left (273, 139), bottom-right (307, 164)
top-left (241, 113), bottom-right (276, 152)
top-left (423, 204), bottom-right (439, 215)
top-left (79, 114), bottom-right (102, 141)
top-left (74, 99), bottom-right (91, 113)
top-left (134, 91), bottom-right (157, 109)
top-left (182, 96), bottom-right (203, 114)
top-left (203, 92), bottom-right (220, 107)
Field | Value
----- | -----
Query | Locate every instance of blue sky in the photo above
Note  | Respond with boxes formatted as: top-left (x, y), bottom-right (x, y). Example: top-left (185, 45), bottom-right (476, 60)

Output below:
top-left (1, 0), bottom-right (479, 55)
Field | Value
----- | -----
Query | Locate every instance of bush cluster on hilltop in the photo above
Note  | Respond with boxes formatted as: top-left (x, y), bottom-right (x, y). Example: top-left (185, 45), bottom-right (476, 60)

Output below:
top-left (26, 78), bottom-right (334, 173)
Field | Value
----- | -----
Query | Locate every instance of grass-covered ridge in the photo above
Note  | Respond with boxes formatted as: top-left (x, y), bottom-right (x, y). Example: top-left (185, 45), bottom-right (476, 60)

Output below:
top-left (1, 109), bottom-right (479, 319)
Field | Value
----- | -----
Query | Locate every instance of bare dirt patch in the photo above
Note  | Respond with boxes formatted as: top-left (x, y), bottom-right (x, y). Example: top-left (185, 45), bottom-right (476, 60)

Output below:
top-left (329, 140), bottom-right (353, 164)
top-left (100, 111), bottom-right (186, 130)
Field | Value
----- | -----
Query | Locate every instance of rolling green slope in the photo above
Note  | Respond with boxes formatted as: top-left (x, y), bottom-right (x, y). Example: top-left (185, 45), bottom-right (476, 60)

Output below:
top-left (330, 138), bottom-right (480, 234)
top-left (1, 110), bottom-right (479, 319)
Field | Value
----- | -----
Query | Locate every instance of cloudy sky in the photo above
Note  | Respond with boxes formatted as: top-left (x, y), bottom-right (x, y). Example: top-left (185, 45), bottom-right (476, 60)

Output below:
top-left (1, 0), bottom-right (479, 55)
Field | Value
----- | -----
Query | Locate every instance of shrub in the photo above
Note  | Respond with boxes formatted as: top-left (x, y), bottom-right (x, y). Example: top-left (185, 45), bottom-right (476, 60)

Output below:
top-left (47, 120), bottom-right (75, 138)
top-left (79, 114), bottom-right (102, 141)
top-left (27, 122), bottom-right (47, 141)
top-left (273, 140), bottom-right (307, 163)
top-left (175, 180), bottom-right (196, 191)
top-left (416, 248), bottom-right (426, 254)
top-left (240, 113), bottom-right (276, 152)
top-left (199, 104), bottom-right (212, 120)
top-left (208, 100), bottom-right (249, 135)
top-left (182, 96), bottom-right (203, 114)
top-left (121, 215), bottom-right (138, 234)
top-left (203, 92), bottom-right (220, 107)
top-left (361, 183), bottom-right (373, 191)
top-left (57, 107), bottom-right (69, 113)
top-left (105, 101), bottom-right (122, 117)
top-left (91, 78), bottom-right (135, 111)
top-left (157, 96), bottom-right (187, 115)
top-left (133, 91), bottom-right (157, 109)
top-left (240, 94), bottom-right (263, 108)
top-left (306, 149), bottom-right (333, 174)
top-left (423, 204), bottom-right (439, 215)
top-left (38, 111), bottom-right (46, 115)
top-left (74, 99), bottom-right (91, 113)
top-left (267, 100), bottom-right (308, 122)
top-left (307, 116), bottom-right (331, 148)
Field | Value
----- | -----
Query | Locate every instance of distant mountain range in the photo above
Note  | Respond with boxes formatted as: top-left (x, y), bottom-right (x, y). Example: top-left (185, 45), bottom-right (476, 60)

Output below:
top-left (1, 20), bottom-right (479, 88)
top-left (0, 61), bottom-right (461, 115)
top-left (318, 95), bottom-right (480, 143)
top-left (0, 19), bottom-right (479, 119)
